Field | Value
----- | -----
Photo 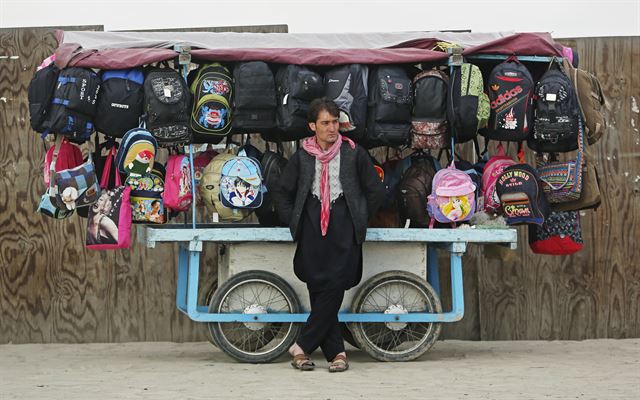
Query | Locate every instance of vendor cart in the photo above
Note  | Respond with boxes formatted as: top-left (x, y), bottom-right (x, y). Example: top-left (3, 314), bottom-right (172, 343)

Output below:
top-left (138, 225), bottom-right (517, 362)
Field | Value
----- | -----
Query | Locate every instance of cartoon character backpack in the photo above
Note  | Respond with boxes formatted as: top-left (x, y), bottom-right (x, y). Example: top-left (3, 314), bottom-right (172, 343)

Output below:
top-left (128, 162), bottom-right (166, 224)
top-left (481, 143), bottom-right (516, 213)
top-left (219, 156), bottom-right (264, 209)
top-left (200, 152), bottom-right (251, 222)
top-left (190, 63), bottom-right (233, 144)
top-left (427, 162), bottom-right (477, 228)
top-left (163, 154), bottom-right (193, 212)
top-left (116, 128), bottom-right (158, 177)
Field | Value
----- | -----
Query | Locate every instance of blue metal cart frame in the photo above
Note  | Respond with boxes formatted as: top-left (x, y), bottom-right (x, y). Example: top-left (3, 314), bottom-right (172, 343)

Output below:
top-left (139, 226), bottom-right (517, 324)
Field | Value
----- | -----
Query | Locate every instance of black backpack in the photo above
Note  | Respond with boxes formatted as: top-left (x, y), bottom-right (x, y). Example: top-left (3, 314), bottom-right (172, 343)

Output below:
top-left (324, 64), bottom-right (368, 142)
top-left (94, 69), bottom-right (145, 138)
top-left (411, 69), bottom-right (449, 149)
top-left (233, 61), bottom-right (277, 133)
top-left (481, 58), bottom-right (534, 142)
top-left (255, 147), bottom-right (288, 226)
top-left (190, 63), bottom-right (233, 144)
top-left (275, 65), bottom-right (324, 141)
top-left (364, 65), bottom-right (412, 148)
top-left (397, 154), bottom-right (437, 228)
top-left (528, 68), bottom-right (580, 152)
top-left (28, 62), bottom-right (59, 134)
top-left (446, 63), bottom-right (490, 144)
top-left (43, 67), bottom-right (101, 143)
top-left (144, 67), bottom-right (192, 147)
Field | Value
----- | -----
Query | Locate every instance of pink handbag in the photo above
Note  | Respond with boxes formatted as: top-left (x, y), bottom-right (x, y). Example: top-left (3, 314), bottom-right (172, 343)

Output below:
top-left (86, 147), bottom-right (132, 250)
top-left (163, 154), bottom-right (193, 212)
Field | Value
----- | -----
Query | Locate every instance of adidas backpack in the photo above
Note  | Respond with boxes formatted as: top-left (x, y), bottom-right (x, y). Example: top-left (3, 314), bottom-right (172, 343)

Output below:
top-left (481, 58), bottom-right (534, 142)
top-left (232, 61), bottom-right (277, 133)
top-left (43, 67), bottom-right (101, 143)
top-left (324, 64), bottom-right (369, 142)
top-left (447, 63), bottom-right (490, 143)
top-left (427, 163), bottom-right (477, 228)
top-left (275, 65), bottom-right (324, 140)
top-left (411, 69), bottom-right (449, 149)
top-left (528, 66), bottom-right (581, 152)
top-left (364, 65), bottom-right (412, 148)
top-left (144, 66), bottom-right (192, 147)
top-left (397, 154), bottom-right (437, 228)
top-left (94, 69), bottom-right (145, 138)
top-left (28, 60), bottom-right (59, 134)
top-left (190, 63), bottom-right (233, 144)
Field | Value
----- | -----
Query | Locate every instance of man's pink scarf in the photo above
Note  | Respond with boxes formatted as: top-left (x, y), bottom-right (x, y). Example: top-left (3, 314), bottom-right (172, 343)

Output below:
top-left (302, 135), bottom-right (355, 236)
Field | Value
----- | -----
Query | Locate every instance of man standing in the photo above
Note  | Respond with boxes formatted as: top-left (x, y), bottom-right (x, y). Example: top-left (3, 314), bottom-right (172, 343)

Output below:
top-left (274, 98), bottom-right (385, 372)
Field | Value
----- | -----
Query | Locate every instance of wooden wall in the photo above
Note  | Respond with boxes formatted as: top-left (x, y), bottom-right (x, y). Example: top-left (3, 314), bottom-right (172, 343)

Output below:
top-left (0, 29), bottom-right (637, 344)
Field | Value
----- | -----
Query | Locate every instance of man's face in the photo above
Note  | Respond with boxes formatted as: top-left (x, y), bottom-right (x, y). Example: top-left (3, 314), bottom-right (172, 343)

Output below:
top-left (309, 110), bottom-right (339, 149)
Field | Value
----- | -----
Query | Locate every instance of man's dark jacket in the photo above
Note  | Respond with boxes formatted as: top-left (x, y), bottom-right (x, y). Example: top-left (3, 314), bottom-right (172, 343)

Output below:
top-left (273, 142), bottom-right (386, 244)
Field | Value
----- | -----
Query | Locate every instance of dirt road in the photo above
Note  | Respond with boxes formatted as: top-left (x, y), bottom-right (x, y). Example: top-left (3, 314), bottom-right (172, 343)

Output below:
top-left (1, 339), bottom-right (638, 399)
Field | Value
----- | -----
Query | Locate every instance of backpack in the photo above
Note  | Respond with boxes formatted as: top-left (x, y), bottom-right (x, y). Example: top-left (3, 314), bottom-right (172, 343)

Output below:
top-left (200, 152), bottom-right (251, 222)
top-left (193, 149), bottom-right (218, 205)
top-left (447, 63), bottom-right (490, 143)
top-left (411, 69), bottom-right (449, 149)
top-left (275, 65), bottom-right (324, 140)
top-left (255, 149), bottom-right (288, 226)
top-left (143, 67), bottom-right (192, 147)
top-left (481, 143), bottom-right (516, 213)
top-left (364, 65), bottom-right (412, 148)
top-left (380, 156), bottom-right (412, 210)
top-left (43, 67), bottom-right (101, 143)
top-left (190, 63), bottom-right (233, 143)
top-left (163, 154), bottom-right (193, 212)
top-left (397, 154), bottom-right (437, 228)
top-left (28, 61), bottom-right (59, 133)
top-left (562, 58), bottom-right (607, 145)
top-left (128, 161), bottom-right (166, 224)
top-left (232, 61), bottom-right (277, 132)
top-left (529, 211), bottom-right (583, 255)
top-left (481, 58), bottom-right (534, 142)
top-left (427, 163), bottom-right (477, 227)
top-left (94, 69), bottom-right (145, 138)
top-left (324, 64), bottom-right (369, 142)
top-left (219, 156), bottom-right (264, 209)
top-left (528, 67), bottom-right (580, 152)
top-left (116, 128), bottom-right (158, 177)
top-left (496, 163), bottom-right (550, 226)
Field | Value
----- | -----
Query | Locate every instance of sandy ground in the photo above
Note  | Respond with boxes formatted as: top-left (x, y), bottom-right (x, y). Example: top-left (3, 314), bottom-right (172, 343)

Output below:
top-left (0, 339), bottom-right (638, 400)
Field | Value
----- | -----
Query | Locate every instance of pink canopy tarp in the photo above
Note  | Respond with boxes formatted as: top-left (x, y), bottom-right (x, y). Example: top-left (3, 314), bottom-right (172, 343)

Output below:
top-left (53, 30), bottom-right (562, 69)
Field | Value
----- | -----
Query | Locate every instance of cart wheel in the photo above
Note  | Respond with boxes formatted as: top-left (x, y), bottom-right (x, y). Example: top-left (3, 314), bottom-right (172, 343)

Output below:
top-left (207, 270), bottom-right (302, 363)
top-left (349, 270), bottom-right (442, 362)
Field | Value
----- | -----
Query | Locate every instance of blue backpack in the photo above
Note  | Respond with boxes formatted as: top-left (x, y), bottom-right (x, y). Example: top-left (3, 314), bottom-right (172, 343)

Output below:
top-left (219, 156), bottom-right (264, 209)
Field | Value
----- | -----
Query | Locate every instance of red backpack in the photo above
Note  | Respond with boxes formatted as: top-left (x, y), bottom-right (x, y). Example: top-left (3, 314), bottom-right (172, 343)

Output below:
top-left (481, 143), bottom-right (516, 213)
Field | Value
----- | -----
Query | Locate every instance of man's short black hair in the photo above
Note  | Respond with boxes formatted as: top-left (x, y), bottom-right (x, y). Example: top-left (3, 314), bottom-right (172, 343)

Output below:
top-left (308, 97), bottom-right (340, 123)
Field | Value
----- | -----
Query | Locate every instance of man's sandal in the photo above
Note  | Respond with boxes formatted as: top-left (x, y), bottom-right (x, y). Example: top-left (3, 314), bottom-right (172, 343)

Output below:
top-left (328, 354), bottom-right (349, 373)
top-left (291, 353), bottom-right (315, 371)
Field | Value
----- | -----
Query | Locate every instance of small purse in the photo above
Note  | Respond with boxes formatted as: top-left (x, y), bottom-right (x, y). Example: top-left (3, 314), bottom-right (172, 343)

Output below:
top-left (48, 136), bottom-right (100, 210)
top-left (86, 147), bottom-right (132, 250)
top-left (529, 211), bottom-right (584, 255)
top-left (536, 120), bottom-right (585, 204)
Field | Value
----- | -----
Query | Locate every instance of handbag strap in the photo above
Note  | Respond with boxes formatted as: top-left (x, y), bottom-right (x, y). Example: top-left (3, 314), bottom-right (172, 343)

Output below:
top-left (100, 146), bottom-right (119, 189)
top-left (48, 135), bottom-right (64, 192)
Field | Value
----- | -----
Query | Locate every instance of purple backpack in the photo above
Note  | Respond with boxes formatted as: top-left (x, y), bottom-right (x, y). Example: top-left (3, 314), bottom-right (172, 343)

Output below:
top-left (427, 163), bottom-right (477, 228)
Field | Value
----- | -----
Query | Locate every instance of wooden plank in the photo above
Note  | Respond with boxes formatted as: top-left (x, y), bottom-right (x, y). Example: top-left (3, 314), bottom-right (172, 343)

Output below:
top-left (477, 37), bottom-right (640, 340)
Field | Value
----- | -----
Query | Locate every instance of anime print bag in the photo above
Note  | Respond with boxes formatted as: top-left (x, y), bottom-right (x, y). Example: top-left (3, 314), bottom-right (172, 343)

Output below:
top-left (219, 156), bottom-right (264, 209)
top-left (86, 147), bottom-right (132, 250)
